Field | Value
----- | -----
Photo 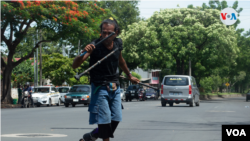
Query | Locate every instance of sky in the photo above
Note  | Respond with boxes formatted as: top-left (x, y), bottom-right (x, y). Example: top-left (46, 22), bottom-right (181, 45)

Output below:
top-left (137, 0), bottom-right (250, 33)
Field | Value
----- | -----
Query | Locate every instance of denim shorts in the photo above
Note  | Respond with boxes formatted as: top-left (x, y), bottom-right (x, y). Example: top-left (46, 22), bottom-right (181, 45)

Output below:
top-left (88, 83), bottom-right (122, 124)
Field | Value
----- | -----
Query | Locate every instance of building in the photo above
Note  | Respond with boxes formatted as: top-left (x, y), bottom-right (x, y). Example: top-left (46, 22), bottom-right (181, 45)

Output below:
top-left (133, 67), bottom-right (161, 88)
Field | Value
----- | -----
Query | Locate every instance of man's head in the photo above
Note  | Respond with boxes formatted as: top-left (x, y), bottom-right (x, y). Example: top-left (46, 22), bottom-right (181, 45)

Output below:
top-left (100, 18), bottom-right (120, 45)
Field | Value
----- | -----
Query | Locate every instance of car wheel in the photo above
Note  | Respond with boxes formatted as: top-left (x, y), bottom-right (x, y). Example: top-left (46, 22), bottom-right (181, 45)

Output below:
top-left (37, 104), bottom-right (40, 107)
top-left (64, 103), bottom-right (69, 107)
top-left (72, 104), bottom-right (76, 107)
top-left (129, 99), bottom-right (132, 102)
top-left (57, 99), bottom-right (61, 106)
top-left (47, 99), bottom-right (52, 107)
top-left (189, 98), bottom-right (195, 107)
top-left (169, 102), bottom-right (173, 107)
top-left (195, 98), bottom-right (200, 106)
top-left (84, 103), bottom-right (88, 106)
top-left (161, 102), bottom-right (166, 107)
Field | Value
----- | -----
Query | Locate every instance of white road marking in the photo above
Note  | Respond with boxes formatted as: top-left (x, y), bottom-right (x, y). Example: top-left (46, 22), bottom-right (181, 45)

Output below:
top-left (1, 133), bottom-right (67, 138)
top-left (209, 111), bottom-right (235, 112)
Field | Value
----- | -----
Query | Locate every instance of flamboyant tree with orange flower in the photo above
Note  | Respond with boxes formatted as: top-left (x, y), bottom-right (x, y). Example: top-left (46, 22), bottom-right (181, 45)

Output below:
top-left (1, 0), bottom-right (111, 103)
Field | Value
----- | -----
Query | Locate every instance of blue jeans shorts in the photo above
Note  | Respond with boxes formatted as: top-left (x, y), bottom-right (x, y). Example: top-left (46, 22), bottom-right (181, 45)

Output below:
top-left (88, 83), bottom-right (122, 124)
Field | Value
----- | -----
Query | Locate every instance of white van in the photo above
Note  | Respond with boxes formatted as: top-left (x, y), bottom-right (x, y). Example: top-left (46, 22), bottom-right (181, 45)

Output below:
top-left (161, 75), bottom-right (200, 107)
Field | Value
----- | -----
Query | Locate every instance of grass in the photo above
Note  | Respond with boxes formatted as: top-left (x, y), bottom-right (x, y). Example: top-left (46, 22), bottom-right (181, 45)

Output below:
top-left (200, 92), bottom-right (243, 96)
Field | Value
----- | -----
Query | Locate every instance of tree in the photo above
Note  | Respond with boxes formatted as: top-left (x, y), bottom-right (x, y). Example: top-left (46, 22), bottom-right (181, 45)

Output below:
top-left (187, 0), bottom-right (243, 28)
top-left (1, 0), bottom-right (111, 103)
top-left (98, 1), bottom-right (141, 31)
top-left (12, 58), bottom-right (34, 86)
top-left (42, 53), bottom-right (89, 86)
top-left (120, 8), bottom-right (239, 82)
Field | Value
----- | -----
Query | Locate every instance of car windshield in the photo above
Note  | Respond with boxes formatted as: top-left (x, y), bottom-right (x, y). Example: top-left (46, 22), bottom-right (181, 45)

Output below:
top-left (146, 89), bottom-right (155, 93)
top-left (127, 85), bottom-right (137, 90)
top-left (58, 88), bottom-right (69, 93)
top-left (164, 77), bottom-right (189, 86)
top-left (34, 88), bottom-right (50, 93)
top-left (69, 86), bottom-right (90, 92)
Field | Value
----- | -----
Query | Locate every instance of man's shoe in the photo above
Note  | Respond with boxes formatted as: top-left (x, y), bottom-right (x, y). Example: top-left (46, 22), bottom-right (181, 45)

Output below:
top-left (82, 128), bottom-right (98, 141)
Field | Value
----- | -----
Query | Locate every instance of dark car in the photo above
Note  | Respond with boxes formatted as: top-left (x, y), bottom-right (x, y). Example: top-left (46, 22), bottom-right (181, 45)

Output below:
top-left (247, 90), bottom-right (250, 102)
top-left (64, 85), bottom-right (91, 107)
top-left (125, 85), bottom-right (140, 102)
top-left (145, 88), bottom-right (157, 100)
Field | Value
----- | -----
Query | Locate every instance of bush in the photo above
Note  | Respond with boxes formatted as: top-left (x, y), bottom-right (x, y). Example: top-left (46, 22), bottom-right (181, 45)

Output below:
top-left (200, 75), bottom-right (222, 93)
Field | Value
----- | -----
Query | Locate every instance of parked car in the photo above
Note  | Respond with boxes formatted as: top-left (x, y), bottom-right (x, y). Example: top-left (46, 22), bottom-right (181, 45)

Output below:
top-left (64, 85), bottom-right (91, 107)
top-left (145, 88), bottom-right (157, 100)
top-left (247, 90), bottom-right (250, 102)
top-left (32, 86), bottom-right (61, 107)
top-left (120, 88), bottom-right (125, 101)
top-left (161, 75), bottom-right (200, 107)
top-left (57, 86), bottom-right (71, 103)
top-left (125, 85), bottom-right (140, 102)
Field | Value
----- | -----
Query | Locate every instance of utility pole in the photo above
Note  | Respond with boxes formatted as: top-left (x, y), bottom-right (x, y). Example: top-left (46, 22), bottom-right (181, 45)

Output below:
top-left (35, 31), bottom-right (38, 86)
top-left (39, 30), bottom-right (42, 86)
top-left (33, 38), bottom-right (36, 87)
top-left (189, 57), bottom-right (191, 76)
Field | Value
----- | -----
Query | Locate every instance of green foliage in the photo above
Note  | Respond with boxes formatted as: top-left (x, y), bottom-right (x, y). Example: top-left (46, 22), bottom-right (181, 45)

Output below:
top-left (68, 76), bottom-right (89, 86)
top-left (98, 1), bottom-right (141, 31)
top-left (200, 77), bottom-right (213, 92)
top-left (131, 71), bottom-right (141, 80)
top-left (121, 71), bottom-right (141, 80)
top-left (120, 8), bottom-right (239, 78)
top-left (12, 58), bottom-right (34, 84)
top-left (187, 0), bottom-right (243, 28)
top-left (42, 53), bottom-right (89, 86)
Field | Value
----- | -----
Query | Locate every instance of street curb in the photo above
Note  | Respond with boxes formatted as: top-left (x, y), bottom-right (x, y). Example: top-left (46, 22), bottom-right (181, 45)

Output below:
top-left (199, 94), bottom-right (246, 100)
top-left (1, 104), bottom-right (22, 109)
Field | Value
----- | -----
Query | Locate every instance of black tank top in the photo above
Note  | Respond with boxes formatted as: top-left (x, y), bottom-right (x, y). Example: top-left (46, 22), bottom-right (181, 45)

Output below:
top-left (89, 38), bottom-right (123, 86)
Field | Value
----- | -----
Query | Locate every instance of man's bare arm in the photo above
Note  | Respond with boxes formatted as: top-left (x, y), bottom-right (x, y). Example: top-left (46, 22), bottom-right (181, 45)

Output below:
top-left (118, 52), bottom-right (130, 76)
top-left (119, 52), bottom-right (140, 84)
top-left (72, 44), bottom-right (95, 69)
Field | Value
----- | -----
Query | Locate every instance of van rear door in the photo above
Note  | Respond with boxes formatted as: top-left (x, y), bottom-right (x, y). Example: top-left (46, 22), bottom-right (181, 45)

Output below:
top-left (162, 76), bottom-right (190, 97)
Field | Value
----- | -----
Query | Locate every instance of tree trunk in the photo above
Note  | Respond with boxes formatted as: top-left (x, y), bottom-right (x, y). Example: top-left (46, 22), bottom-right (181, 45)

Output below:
top-left (176, 59), bottom-right (181, 75)
top-left (181, 59), bottom-right (185, 75)
top-left (1, 66), bottom-right (14, 103)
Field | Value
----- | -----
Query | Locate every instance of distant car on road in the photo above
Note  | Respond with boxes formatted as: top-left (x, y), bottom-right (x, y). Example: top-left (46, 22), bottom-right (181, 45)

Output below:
top-left (120, 88), bottom-right (125, 101)
top-left (125, 85), bottom-right (140, 102)
top-left (32, 86), bottom-right (61, 107)
top-left (247, 90), bottom-right (250, 102)
top-left (57, 86), bottom-right (71, 103)
top-left (161, 75), bottom-right (200, 107)
top-left (145, 88), bottom-right (157, 100)
top-left (64, 85), bottom-right (91, 107)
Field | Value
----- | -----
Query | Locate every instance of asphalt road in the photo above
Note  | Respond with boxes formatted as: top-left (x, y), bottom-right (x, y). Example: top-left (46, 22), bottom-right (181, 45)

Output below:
top-left (1, 97), bottom-right (250, 141)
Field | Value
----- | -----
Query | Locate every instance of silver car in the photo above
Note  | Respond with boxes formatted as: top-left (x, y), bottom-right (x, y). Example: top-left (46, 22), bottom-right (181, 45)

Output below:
top-left (57, 86), bottom-right (71, 103)
top-left (161, 75), bottom-right (200, 107)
